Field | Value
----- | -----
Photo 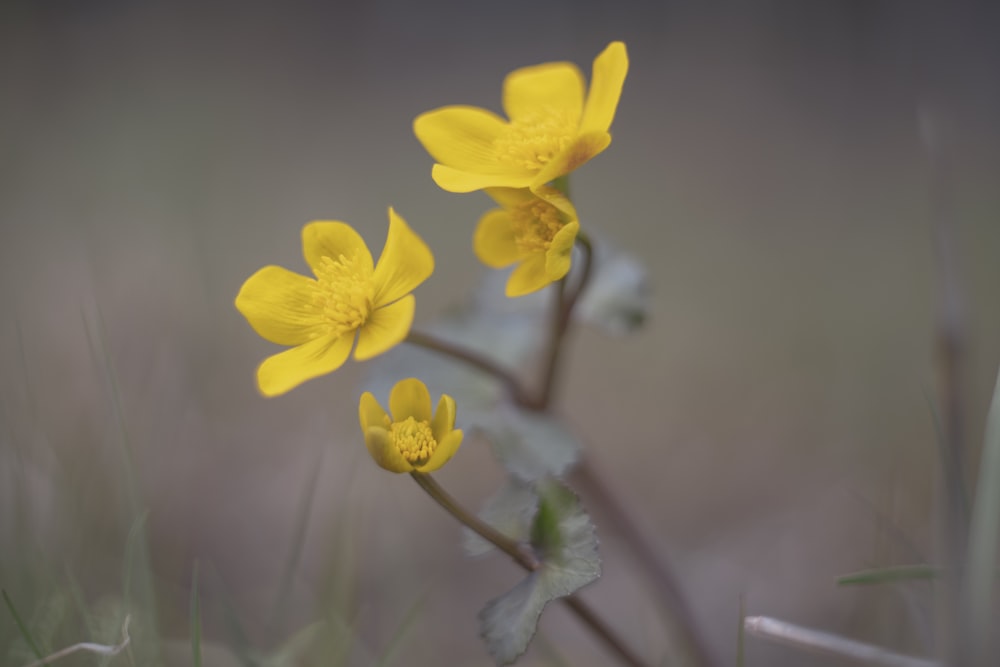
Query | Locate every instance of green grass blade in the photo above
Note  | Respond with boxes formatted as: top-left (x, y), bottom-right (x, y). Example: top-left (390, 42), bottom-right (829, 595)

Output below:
top-left (190, 561), bottom-right (202, 667)
top-left (271, 442), bottom-right (326, 628)
top-left (373, 589), bottom-right (428, 667)
top-left (736, 594), bottom-right (746, 667)
top-left (206, 563), bottom-right (259, 667)
top-left (121, 510), bottom-right (150, 608)
top-left (837, 564), bottom-right (941, 586)
top-left (2, 589), bottom-right (44, 660)
top-left (964, 367), bottom-right (1000, 661)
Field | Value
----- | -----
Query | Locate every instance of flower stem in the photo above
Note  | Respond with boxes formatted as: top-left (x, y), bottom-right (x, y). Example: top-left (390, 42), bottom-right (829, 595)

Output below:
top-left (405, 331), bottom-right (531, 405)
top-left (572, 457), bottom-right (722, 667)
top-left (409, 472), bottom-right (649, 667)
top-left (531, 232), bottom-right (595, 410)
top-left (410, 472), bottom-right (539, 571)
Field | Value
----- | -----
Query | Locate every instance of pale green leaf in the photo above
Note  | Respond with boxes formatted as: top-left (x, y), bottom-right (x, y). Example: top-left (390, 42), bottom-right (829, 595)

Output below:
top-left (474, 405), bottom-right (581, 482)
top-left (479, 481), bottom-right (600, 665)
top-left (464, 479), bottom-right (538, 557)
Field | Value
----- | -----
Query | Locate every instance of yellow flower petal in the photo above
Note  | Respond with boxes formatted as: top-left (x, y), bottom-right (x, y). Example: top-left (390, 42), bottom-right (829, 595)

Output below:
top-left (531, 131), bottom-right (611, 192)
top-left (364, 426), bottom-right (414, 473)
top-left (529, 184), bottom-right (578, 219)
top-left (413, 106), bottom-right (511, 173)
top-left (371, 208), bottom-right (434, 307)
top-left (256, 332), bottom-right (354, 397)
top-left (473, 209), bottom-right (520, 268)
top-left (431, 164), bottom-right (534, 193)
top-left (544, 220), bottom-right (580, 280)
top-left (235, 265), bottom-right (325, 346)
top-left (302, 221), bottom-right (373, 278)
top-left (353, 295), bottom-right (414, 362)
top-left (579, 41), bottom-right (629, 135)
top-left (503, 61), bottom-right (584, 123)
top-left (389, 377), bottom-right (432, 423)
top-left (429, 394), bottom-right (457, 444)
top-left (484, 186), bottom-right (534, 209)
top-left (506, 253), bottom-right (551, 297)
top-left (359, 391), bottom-right (388, 432)
top-left (418, 429), bottom-right (464, 473)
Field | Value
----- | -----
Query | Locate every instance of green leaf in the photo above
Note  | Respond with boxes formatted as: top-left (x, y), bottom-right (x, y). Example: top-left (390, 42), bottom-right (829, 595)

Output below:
top-left (465, 479), bottom-right (538, 557)
top-left (836, 564), bottom-right (941, 586)
top-left (573, 237), bottom-right (649, 336)
top-left (475, 405), bottom-right (581, 482)
top-left (479, 481), bottom-right (600, 665)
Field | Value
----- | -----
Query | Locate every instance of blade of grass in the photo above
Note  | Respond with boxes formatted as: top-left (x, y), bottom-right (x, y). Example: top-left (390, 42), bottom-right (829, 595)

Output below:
top-left (744, 615), bottom-right (941, 667)
top-left (736, 594), bottom-right (745, 667)
top-left (85, 306), bottom-right (163, 666)
top-left (190, 561), bottom-right (202, 667)
top-left (270, 441), bottom-right (326, 628)
top-left (204, 561), bottom-right (259, 667)
top-left (121, 510), bottom-right (150, 610)
top-left (19, 615), bottom-right (131, 667)
top-left (837, 565), bottom-right (941, 586)
top-left (963, 367), bottom-right (1000, 664)
top-left (373, 588), bottom-right (429, 667)
top-left (2, 589), bottom-right (44, 660)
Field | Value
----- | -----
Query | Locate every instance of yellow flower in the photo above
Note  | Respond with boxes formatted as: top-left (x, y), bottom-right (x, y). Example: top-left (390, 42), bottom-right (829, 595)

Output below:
top-left (359, 378), bottom-right (464, 473)
top-left (413, 41), bottom-right (628, 194)
top-left (235, 208), bottom-right (433, 397)
top-left (474, 186), bottom-right (580, 297)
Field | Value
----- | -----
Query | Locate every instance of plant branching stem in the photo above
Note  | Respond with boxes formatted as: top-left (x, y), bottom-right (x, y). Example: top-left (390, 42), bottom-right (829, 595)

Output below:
top-left (572, 458), bottom-right (721, 667)
top-left (405, 331), bottom-right (531, 405)
top-left (410, 472), bottom-right (649, 667)
top-left (532, 233), bottom-right (594, 411)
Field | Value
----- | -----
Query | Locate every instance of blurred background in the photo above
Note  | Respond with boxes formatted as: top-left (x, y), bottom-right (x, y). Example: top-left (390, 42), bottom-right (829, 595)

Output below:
top-left (2, 1), bottom-right (999, 665)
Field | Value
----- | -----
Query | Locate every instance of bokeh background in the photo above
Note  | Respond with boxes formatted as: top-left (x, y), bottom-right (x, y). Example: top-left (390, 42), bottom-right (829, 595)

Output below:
top-left (2, 1), bottom-right (1000, 665)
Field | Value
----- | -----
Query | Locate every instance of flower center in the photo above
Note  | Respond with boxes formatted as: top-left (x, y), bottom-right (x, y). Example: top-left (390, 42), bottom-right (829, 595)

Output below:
top-left (312, 251), bottom-right (375, 338)
top-left (389, 416), bottom-right (437, 466)
top-left (509, 198), bottom-right (566, 253)
top-left (494, 108), bottom-right (578, 171)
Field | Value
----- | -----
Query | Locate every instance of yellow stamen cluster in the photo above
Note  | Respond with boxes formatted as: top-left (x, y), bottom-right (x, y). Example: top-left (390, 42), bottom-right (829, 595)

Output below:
top-left (510, 198), bottom-right (565, 253)
top-left (389, 416), bottom-right (437, 466)
top-left (313, 252), bottom-right (374, 338)
top-left (494, 108), bottom-right (577, 170)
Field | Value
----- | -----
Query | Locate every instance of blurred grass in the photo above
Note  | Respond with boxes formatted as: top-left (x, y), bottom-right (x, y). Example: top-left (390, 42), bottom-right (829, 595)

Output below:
top-left (2, 2), bottom-right (1000, 666)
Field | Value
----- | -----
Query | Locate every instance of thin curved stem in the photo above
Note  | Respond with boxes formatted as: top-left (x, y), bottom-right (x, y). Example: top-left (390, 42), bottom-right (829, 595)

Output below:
top-left (410, 472), bottom-right (649, 667)
top-left (410, 472), bottom-right (539, 570)
top-left (532, 232), bottom-right (594, 410)
top-left (405, 330), bottom-right (531, 405)
top-left (572, 456), bottom-right (721, 667)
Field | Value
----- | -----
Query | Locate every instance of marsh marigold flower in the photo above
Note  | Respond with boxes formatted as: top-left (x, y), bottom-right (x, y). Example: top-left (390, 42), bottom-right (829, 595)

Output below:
top-left (475, 186), bottom-right (580, 297)
top-left (359, 378), bottom-right (463, 473)
top-left (413, 41), bottom-right (628, 194)
top-left (235, 209), bottom-right (433, 397)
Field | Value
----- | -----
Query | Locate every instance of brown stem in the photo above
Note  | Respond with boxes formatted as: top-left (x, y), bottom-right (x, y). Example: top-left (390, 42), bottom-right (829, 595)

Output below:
top-left (410, 472), bottom-right (649, 667)
top-left (410, 472), bottom-right (539, 570)
top-left (405, 330), bottom-right (531, 405)
top-left (531, 233), bottom-right (595, 411)
top-left (572, 456), bottom-right (722, 667)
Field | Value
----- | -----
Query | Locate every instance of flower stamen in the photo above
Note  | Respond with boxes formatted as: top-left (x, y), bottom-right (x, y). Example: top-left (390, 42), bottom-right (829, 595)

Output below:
top-left (389, 416), bottom-right (437, 466)
top-left (509, 198), bottom-right (566, 253)
top-left (493, 108), bottom-right (578, 171)
top-left (312, 251), bottom-right (375, 338)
